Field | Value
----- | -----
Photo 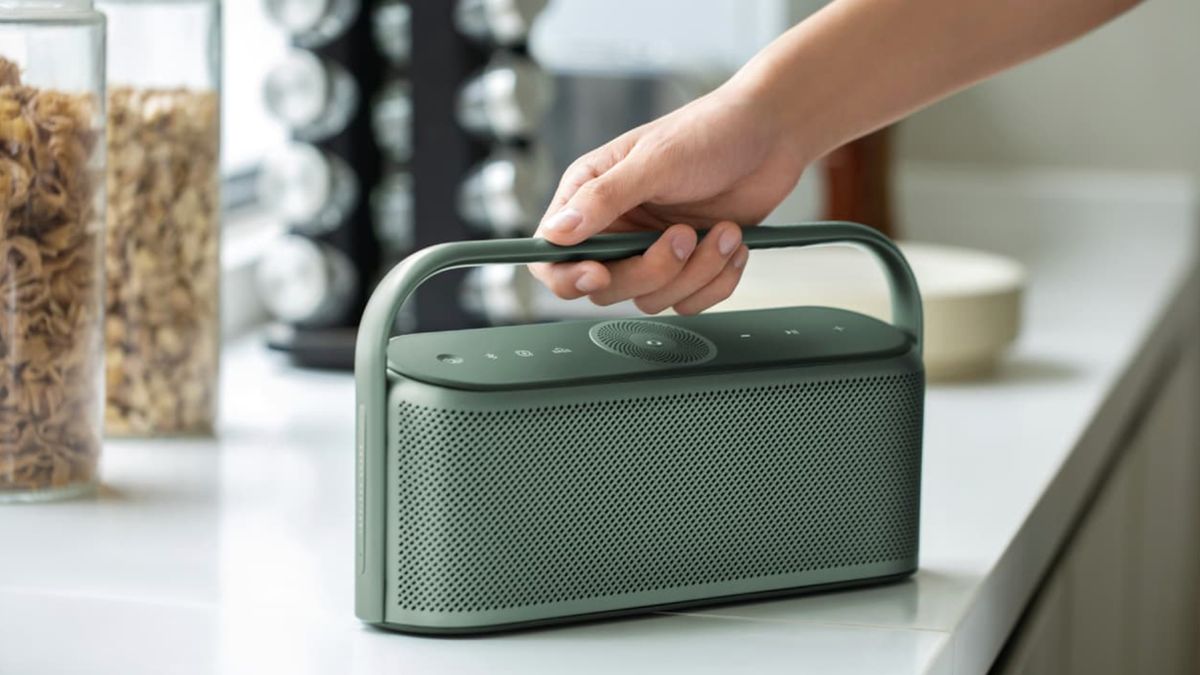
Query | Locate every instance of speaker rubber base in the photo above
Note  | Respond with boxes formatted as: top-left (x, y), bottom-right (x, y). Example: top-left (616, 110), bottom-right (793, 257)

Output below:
top-left (369, 568), bottom-right (917, 637)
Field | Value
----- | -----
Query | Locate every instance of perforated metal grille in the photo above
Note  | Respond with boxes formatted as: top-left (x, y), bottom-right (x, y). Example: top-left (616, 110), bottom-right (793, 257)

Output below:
top-left (588, 320), bottom-right (716, 364)
top-left (393, 372), bottom-right (922, 614)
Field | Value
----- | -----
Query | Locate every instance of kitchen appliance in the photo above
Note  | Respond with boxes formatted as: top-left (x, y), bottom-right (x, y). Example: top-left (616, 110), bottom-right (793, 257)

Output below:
top-left (355, 222), bottom-right (925, 633)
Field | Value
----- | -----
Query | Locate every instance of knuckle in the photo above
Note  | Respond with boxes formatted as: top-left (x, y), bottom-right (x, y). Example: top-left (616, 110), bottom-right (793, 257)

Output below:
top-left (648, 267), bottom-right (678, 288)
top-left (716, 275), bottom-right (738, 299)
top-left (566, 153), bottom-right (599, 178)
top-left (633, 297), bottom-right (665, 315)
top-left (646, 252), bottom-right (684, 282)
top-left (711, 279), bottom-right (737, 305)
top-left (564, 158), bottom-right (589, 178)
top-left (579, 178), bottom-right (614, 202)
top-left (589, 294), bottom-right (619, 308)
top-left (643, 134), bottom-right (683, 163)
top-left (548, 278), bottom-right (580, 300)
top-left (711, 288), bottom-right (734, 307)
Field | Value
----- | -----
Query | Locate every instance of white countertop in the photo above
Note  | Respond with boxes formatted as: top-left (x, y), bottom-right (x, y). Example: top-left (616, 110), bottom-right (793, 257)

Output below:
top-left (1, 216), bottom-right (1195, 675)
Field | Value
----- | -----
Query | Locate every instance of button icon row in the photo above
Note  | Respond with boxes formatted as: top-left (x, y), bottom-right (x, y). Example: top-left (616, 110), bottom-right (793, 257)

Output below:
top-left (437, 347), bottom-right (576, 365)
top-left (733, 326), bottom-right (845, 342)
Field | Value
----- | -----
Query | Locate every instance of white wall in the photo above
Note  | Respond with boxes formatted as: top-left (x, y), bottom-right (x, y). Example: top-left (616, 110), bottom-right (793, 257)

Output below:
top-left (897, 0), bottom-right (1200, 176)
top-left (531, 0), bottom-right (796, 75)
top-left (536, 0), bottom-right (1197, 178)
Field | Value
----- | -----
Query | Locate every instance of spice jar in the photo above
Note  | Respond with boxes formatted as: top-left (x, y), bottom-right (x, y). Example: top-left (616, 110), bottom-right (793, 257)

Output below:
top-left (458, 146), bottom-right (553, 236)
top-left (0, 1), bottom-right (106, 501)
top-left (264, 48), bottom-right (359, 142)
top-left (455, 0), bottom-right (547, 47)
top-left (259, 142), bottom-right (359, 237)
top-left (371, 171), bottom-right (414, 256)
top-left (371, 0), bottom-right (409, 66)
top-left (255, 234), bottom-right (359, 327)
top-left (98, 0), bottom-right (221, 436)
top-left (457, 52), bottom-right (554, 142)
top-left (265, 0), bottom-right (359, 48)
top-left (371, 79), bottom-right (411, 164)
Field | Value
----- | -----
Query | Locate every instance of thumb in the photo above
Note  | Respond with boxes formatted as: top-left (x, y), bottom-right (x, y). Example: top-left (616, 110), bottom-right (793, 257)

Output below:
top-left (539, 157), bottom-right (652, 245)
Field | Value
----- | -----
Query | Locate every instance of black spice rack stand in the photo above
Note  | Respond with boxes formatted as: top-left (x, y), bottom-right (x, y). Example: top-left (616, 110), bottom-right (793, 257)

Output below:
top-left (257, 0), bottom-right (552, 369)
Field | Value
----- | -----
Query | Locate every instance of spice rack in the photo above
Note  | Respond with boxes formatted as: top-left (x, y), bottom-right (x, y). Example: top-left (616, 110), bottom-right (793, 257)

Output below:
top-left (257, 0), bottom-right (553, 369)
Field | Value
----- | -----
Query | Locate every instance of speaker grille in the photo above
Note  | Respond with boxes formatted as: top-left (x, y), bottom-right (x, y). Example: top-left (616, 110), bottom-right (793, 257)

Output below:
top-left (393, 372), bottom-right (922, 614)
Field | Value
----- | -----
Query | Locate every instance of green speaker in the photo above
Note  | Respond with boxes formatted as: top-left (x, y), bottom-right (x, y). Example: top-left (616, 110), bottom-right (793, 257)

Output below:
top-left (355, 222), bottom-right (925, 634)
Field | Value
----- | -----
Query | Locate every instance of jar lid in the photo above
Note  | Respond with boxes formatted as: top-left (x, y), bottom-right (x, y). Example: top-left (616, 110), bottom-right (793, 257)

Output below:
top-left (264, 49), bottom-right (331, 129)
top-left (264, 0), bottom-right (333, 34)
top-left (258, 142), bottom-right (335, 225)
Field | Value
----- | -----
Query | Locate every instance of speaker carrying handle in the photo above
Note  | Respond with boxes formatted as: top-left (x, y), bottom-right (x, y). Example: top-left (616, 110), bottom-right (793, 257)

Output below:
top-left (353, 221), bottom-right (922, 620)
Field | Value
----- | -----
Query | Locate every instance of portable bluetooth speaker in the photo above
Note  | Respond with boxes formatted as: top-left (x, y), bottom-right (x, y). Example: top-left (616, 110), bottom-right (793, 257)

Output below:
top-left (355, 222), bottom-right (925, 634)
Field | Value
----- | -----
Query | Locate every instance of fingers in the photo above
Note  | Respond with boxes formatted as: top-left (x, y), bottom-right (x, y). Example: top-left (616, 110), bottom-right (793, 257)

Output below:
top-left (530, 224), bottom-right (750, 315)
top-left (539, 147), bottom-right (654, 246)
top-left (673, 245), bottom-right (749, 315)
top-left (542, 131), bottom-right (640, 221)
top-left (632, 222), bottom-right (743, 315)
top-left (587, 225), bottom-right (697, 306)
top-left (527, 259), bottom-right (610, 300)
top-left (544, 154), bottom-right (605, 217)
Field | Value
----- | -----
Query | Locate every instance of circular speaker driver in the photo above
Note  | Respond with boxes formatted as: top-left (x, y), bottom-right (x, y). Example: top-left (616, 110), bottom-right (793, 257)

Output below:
top-left (588, 320), bottom-right (717, 365)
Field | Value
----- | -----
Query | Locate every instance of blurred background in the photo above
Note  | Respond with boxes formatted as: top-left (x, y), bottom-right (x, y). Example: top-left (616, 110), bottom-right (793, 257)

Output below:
top-left (223, 0), bottom-right (1200, 370)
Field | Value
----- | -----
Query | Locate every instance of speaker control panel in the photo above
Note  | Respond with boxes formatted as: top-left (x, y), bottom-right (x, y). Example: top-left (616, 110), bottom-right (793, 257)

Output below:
top-left (388, 306), bottom-right (914, 391)
top-left (588, 320), bottom-right (717, 365)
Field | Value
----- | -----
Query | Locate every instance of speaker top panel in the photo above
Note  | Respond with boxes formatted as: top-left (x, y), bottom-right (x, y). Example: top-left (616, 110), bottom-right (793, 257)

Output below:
top-left (386, 306), bottom-right (913, 391)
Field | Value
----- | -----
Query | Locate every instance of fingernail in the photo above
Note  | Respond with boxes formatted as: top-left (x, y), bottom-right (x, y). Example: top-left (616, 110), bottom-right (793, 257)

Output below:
top-left (671, 233), bottom-right (695, 261)
top-left (543, 208), bottom-right (582, 233)
top-left (718, 230), bottom-right (740, 256)
top-left (576, 271), bottom-right (604, 293)
top-left (733, 247), bottom-right (749, 270)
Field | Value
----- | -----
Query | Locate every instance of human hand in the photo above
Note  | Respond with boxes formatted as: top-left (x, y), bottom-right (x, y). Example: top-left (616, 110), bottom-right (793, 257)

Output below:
top-left (528, 81), bottom-right (809, 315)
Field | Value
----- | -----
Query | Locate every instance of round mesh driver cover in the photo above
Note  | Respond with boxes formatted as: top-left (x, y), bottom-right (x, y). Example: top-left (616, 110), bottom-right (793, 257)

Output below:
top-left (588, 320), bottom-right (717, 365)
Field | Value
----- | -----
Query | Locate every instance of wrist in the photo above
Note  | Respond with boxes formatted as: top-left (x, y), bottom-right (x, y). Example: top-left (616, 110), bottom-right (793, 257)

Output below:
top-left (722, 61), bottom-right (821, 170)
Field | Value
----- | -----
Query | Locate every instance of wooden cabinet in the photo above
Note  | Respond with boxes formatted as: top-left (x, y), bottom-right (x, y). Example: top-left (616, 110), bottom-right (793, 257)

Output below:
top-left (994, 339), bottom-right (1200, 675)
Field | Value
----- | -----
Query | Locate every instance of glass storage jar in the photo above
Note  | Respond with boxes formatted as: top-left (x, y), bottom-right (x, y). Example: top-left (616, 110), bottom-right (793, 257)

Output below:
top-left (98, 0), bottom-right (221, 436)
top-left (0, 0), bottom-right (106, 501)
